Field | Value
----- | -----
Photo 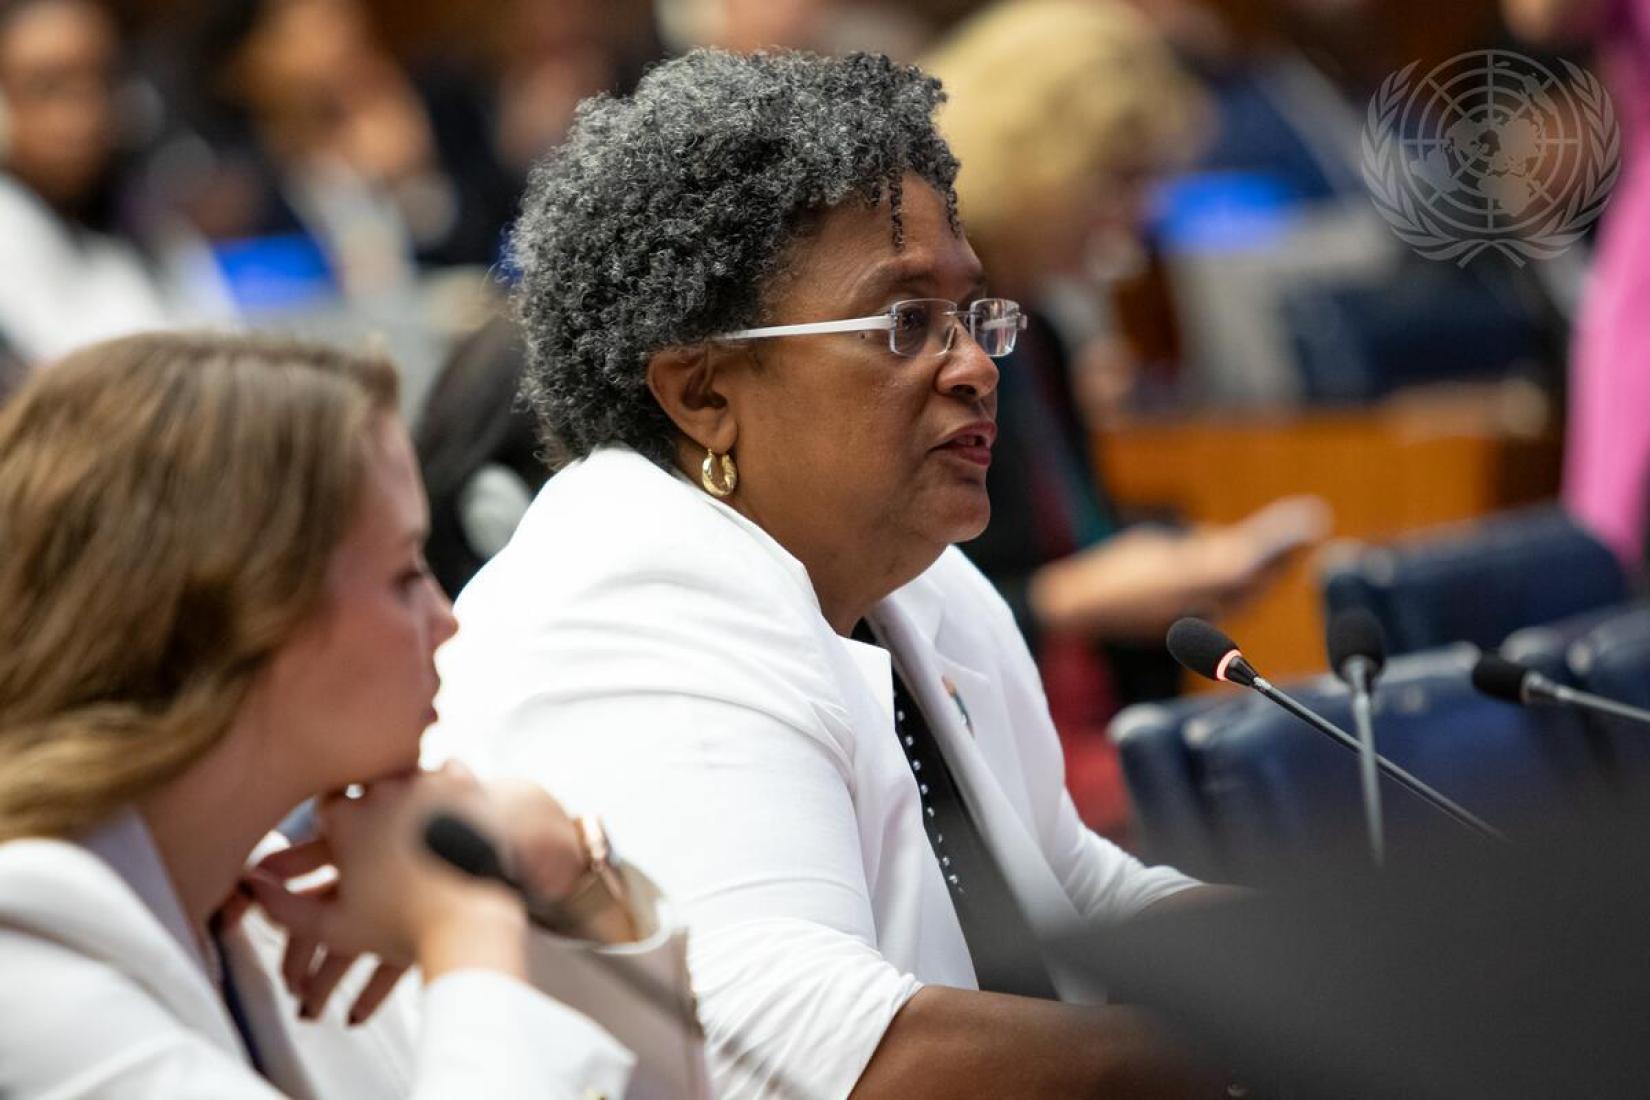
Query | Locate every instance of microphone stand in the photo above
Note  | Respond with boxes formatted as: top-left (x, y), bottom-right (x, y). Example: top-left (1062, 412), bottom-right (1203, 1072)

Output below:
top-left (1344, 659), bottom-right (1386, 866)
top-left (1251, 676), bottom-right (1507, 843)
top-left (1532, 679), bottom-right (1650, 728)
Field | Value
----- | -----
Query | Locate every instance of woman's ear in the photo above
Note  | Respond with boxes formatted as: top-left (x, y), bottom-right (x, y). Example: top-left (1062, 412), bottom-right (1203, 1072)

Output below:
top-left (645, 344), bottom-right (741, 455)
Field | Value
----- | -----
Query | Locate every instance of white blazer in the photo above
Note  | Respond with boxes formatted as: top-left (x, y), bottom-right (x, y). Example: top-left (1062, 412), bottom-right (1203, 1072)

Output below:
top-left (0, 811), bottom-right (705, 1099)
top-left (428, 447), bottom-right (1197, 1099)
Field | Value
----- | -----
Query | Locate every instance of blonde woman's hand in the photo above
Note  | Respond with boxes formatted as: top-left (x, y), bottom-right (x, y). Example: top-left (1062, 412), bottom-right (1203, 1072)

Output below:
top-left (247, 769), bottom-right (529, 1018)
top-left (243, 839), bottom-right (412, 1026)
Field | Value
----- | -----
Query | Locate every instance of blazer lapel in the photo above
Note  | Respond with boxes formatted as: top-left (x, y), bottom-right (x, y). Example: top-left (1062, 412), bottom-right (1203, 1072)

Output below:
top-left (0, 839), bottom-right (248, 1056)
top-left (220, 917), bottom-right (323, 1100)
top-left (871, 592), bottom-right (1098, 1000)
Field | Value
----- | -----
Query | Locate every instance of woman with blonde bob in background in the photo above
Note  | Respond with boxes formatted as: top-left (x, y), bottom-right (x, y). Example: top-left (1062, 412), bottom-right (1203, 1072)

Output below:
top-left (0, 333), bottom-right (698, 1098)
top-left (923, 1), bottom-right (1328, 838)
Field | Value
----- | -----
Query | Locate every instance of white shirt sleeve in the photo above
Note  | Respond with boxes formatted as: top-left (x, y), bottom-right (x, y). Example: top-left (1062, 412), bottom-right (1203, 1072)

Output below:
top-left (523, 864), bottom-right (709, 1099)
top-left (465, 692), bottom-right (923, 1100)
top-left (412, 969), bottom-right (634, 1099)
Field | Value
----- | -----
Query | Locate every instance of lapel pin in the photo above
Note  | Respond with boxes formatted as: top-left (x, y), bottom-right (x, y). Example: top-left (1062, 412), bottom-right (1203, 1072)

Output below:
top-left (941, 676), bottom-right (976, 737)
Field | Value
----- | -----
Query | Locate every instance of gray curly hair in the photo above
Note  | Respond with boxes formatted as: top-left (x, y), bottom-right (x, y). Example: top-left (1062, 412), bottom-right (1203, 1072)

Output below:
top-left (510, 48), bottom-right (961, 468)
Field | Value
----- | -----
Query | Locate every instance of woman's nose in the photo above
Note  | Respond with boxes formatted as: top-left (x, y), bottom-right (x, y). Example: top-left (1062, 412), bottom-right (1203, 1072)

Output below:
top-left (937, 326), bottom-right (1000, 400)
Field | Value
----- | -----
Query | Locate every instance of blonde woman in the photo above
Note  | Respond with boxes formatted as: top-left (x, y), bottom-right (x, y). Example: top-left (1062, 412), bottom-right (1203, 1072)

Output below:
top-left (924, 2), bottom-right (1327, 838)
top-left (0, 334), bottom-right (697, 1097)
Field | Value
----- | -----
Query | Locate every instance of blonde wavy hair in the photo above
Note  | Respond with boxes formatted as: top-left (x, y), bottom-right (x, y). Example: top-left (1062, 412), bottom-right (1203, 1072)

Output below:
top-left (0, 333), bottom-right (398, 842)
top-left (922, 0), bottom-right (1206, 263)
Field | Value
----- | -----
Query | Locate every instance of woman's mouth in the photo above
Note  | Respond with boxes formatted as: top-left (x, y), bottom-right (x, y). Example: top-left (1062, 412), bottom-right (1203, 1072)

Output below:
top-left (936, 424), bottom-right (996, 468)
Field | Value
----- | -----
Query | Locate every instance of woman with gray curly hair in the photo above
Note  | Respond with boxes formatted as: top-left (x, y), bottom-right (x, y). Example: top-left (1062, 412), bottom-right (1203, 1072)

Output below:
top-left (429, 48), bottom-right (1224, 1098)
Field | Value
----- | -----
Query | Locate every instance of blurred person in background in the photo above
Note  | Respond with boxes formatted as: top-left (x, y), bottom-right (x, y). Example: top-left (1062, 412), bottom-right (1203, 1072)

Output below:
top-left (1506, 0), bottom-right (1650, 565)
top-left (176, 0), bottom-right (515, 299)
top-left (0, 333), bottom-right (698, 1097)
top-left (415, 312), bottom-right (549, 599)
top-left (0, 0), bottom-right (197, 365)
top-left (924, 0), bottom-right (1329, 839)
top-left (488, 0), bottom-right (657, 182)
top-left (1131, 0), bottom-right (1558, 407)
top-left (655, 0), bottom-right (936, 60)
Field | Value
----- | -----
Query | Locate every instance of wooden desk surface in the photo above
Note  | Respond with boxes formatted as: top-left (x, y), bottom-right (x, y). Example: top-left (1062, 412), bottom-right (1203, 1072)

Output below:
top-left (1094, 383), bottom-right (1563, 684)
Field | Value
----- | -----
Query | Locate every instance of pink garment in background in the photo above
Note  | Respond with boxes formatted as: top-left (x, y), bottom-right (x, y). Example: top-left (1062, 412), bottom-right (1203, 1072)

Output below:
top-left (1564, 0), bottom-right (1650, 564)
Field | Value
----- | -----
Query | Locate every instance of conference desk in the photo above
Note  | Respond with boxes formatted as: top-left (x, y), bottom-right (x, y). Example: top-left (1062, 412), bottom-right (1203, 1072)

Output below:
top-left (1094, 381), bottom-right (1563, 685)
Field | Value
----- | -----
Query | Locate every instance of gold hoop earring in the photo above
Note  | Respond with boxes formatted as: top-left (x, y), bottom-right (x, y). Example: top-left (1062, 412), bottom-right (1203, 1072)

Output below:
top-left (701, 448), bottom-right (738, 497)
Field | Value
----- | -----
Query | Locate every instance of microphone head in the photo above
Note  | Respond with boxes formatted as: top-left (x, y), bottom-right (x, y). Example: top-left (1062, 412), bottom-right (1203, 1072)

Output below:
top-left (423, 811), bottom-right (509, 883)
top-left (1327, 608), bottom-right (1387, 684)
top-left (1471, 653), bottom-right (1531, 705)
top-left (1167, 617), bottom-right (1257, 687)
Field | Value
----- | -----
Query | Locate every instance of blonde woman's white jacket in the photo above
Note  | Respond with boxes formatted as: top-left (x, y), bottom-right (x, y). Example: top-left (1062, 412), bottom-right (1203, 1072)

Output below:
top-left (0, 811), bottom-right (707, 1099)
top-left (428, 446), bottom-right (1198, 1099)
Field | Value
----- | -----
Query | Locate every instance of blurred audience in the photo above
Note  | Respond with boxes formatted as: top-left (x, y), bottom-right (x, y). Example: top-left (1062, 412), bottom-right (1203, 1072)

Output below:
top-left (926, 0), bottom-right (1330, 838)
top-left (657, 0), bottom-right (935, 59)
top-left (486, 0), bottom-right (645, 180)
top-left (1131, 0), bottom-right (1557, 408)
top-left (1505, 0), bottom-right (1650, 565)
top-left (172, 0), bottom-right (516, 299)
top-left (0, 0), bottom-right (202, 365)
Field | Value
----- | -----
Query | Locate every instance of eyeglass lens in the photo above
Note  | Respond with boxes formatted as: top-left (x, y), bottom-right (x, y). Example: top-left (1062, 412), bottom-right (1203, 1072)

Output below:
top-left (887, 299), bottom-right (1021, 359)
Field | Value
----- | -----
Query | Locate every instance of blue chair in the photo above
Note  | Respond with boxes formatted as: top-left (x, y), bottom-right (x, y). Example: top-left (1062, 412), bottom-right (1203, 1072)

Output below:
top-left (1111, 693), bottom-right (1254, 878)
top-left (1502, 603), bottom-right (1646, 783)
top-left (1502, 602), bottom-right (1640, 681)
top-left (1320, 506), bottom-right (1630, 657)
top-left (1567, 605), bottom-right (1650, 780)
top-left (1186, 645), bottom-right (1595, 880)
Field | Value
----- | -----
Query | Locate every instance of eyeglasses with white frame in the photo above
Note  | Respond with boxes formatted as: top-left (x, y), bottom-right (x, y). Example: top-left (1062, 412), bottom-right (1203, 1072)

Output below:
top-left (714, 297), bottom-right (1028, 359)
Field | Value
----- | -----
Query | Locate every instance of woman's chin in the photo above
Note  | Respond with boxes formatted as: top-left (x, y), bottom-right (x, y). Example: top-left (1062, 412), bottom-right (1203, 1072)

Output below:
top-left (923, 488), bottom-right (991, 547)
top-left (358, 739), bottom-right (428, 786)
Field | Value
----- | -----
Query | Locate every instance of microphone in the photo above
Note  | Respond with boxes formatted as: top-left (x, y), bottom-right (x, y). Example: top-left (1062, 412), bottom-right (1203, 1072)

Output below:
top-left (425, 811), bottom-right (516, 883)
top-left (1472, 653), bottom-right (1650, 728)
top-left (1328, 609), bottom-right (1388, 866)
top-left (1168, 618), bottom-right (1505, 842)
top-left (1166, 617), bottom-right (1259, 687)
top-left (424, 812), bottom-right (704, 1036)
top-left (1328, 608), bottom-right (1386, 687)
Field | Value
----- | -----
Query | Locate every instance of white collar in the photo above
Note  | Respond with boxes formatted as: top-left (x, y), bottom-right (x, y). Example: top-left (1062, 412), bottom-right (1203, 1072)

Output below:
top-left (80, 807), bottom-right (215, 980)
top-left (0, 822), bottom-right (246, 1056)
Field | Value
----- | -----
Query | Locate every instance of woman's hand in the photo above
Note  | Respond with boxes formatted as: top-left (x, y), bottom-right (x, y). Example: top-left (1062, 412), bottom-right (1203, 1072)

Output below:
top-left (482, 777), bottom-right (588, 902)
top-left (247, 769), bottom-right (529, 1021)
top-left (1029, 496), bottom-right (1329, 641)
top-left (484, 776), bottom-right (640, 944)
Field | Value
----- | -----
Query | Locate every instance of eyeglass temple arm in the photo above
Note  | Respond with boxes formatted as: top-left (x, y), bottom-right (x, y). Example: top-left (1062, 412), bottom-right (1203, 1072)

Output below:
top-left (719, 306), bottom-right (1024, 342)
top-left (718, 315), bottom-right (895, 341)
